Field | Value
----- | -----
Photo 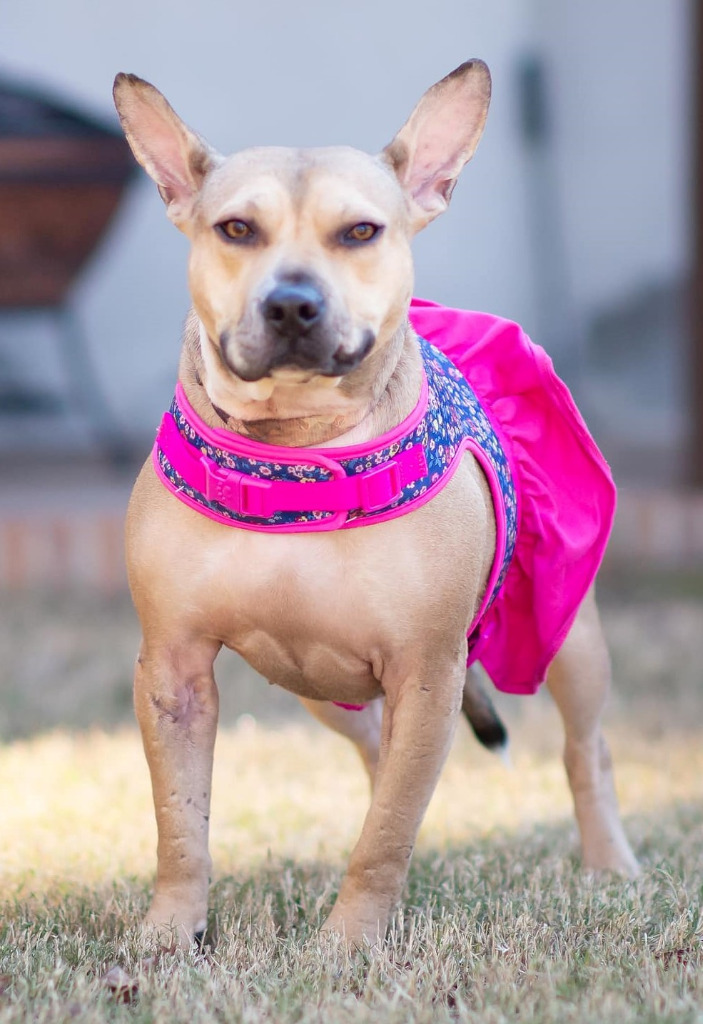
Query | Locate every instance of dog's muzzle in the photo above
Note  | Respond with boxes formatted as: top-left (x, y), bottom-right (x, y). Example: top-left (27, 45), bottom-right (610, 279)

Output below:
top-left (223, 276), bottom-right (374, 381)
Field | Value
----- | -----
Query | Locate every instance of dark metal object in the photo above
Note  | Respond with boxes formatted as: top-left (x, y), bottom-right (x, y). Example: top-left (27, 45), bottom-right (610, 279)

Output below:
top-left (0, 77), bottom-right (136, 307)
top-left (516, 55), bottom-right (550, 147)
top-left (0, 76), bottom-right (137, 456)
top-left (514, 54), bottom-right (587, 398)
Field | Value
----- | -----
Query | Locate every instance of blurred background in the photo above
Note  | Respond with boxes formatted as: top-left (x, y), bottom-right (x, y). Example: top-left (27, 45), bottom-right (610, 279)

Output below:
top-left (0, 0), bottom-right (701, 739)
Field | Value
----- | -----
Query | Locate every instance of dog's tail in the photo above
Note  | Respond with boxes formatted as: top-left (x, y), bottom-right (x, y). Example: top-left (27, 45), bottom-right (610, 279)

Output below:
top-left (462, 664), bottom-right (509, 757)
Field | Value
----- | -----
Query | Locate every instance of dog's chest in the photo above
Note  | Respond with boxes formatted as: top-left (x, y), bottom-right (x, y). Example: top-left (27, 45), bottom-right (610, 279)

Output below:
top-left (214, 534), bottom-right (382, 699)
top-left (192, 488), bottom-right (484, 701)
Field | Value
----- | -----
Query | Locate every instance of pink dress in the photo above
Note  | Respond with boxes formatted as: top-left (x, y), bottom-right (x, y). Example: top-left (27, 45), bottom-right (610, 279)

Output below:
top-left (408, 298), bottom-right (615, 695)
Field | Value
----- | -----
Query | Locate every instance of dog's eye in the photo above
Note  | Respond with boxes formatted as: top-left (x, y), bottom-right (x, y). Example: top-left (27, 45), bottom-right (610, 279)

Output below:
top-left (343, 223), bottom-right (382, 244)
top-left (218, 219), bottom-right (255, 241)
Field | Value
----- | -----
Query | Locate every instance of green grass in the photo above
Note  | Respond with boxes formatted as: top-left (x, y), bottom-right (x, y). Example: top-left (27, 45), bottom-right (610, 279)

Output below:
top-left (0, 579), bottom-right (702, 1022)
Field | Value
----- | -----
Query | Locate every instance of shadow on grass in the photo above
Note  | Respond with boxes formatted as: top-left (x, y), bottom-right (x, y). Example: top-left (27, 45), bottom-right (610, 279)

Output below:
top-left (4, 799), bottom-right (694, 951)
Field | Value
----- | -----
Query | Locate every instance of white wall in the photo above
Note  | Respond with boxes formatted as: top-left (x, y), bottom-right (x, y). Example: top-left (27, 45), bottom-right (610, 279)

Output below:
top-left (536, 0), bottom-right (691, 312)
top-left (1, 0), bottom-right (537, 437)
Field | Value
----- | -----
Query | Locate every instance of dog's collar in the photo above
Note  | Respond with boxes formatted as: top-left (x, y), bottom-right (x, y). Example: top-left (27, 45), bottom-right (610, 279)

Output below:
top-left (154, 367), bottom-right (430, 532)
top-left (153, 336), bottom-right (516, 566)
top-left (155, 402), bottom-right (430, 529)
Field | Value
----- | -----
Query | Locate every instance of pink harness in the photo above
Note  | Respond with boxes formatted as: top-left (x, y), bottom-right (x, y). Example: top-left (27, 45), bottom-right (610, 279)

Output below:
top-left (153, 299), bottom-right (616, 695)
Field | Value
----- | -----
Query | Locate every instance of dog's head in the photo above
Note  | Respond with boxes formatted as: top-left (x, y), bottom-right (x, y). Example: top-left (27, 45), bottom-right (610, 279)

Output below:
top-left (113, 63), bottom-right (490, 413)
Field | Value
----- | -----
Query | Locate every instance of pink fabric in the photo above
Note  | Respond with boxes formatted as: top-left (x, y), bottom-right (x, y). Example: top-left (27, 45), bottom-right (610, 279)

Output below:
top-left (154, 373), bottom-right (472, 534)
top-left (156, 399), bottom-right (427, 519)
top-left (408, 298), bottom-right (616, 695)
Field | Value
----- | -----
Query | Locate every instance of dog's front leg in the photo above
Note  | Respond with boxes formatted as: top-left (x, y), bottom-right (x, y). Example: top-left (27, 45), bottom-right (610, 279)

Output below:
top-left (134, 637), bottom-right (221, 948)
top-left (320, 656), bottom-right (464, 946)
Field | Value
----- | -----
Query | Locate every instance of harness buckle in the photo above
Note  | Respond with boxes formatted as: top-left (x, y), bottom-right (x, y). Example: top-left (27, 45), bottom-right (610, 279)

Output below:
top-left (357, 459), bottom-right (403, 512)
top-left (202, 461), bottom-right (273, 517)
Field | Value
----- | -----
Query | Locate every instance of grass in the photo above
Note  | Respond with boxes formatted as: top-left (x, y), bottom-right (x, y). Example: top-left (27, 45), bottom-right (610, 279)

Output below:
top-left (0, 576), bottom-right (702, 1021)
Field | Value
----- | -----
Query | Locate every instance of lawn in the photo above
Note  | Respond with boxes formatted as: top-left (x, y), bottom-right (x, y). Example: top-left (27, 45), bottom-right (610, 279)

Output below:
top-left (0, 572), bottom-right (702, 1023)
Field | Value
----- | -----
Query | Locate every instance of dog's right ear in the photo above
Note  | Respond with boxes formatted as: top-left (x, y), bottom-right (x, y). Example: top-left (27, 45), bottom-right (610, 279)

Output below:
top-left (113, 74), bottom-right (220, 230)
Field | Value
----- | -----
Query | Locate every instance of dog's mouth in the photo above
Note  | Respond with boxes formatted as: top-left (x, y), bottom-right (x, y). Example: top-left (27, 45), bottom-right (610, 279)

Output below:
top-left (220, 326), bottom-right (376, 383)
top-left (213, 273), bottom-right (376, 383)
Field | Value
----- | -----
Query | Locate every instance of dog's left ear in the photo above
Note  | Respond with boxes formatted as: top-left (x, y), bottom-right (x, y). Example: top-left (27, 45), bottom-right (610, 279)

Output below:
top-left (383, 60), bottom-right (491, 233)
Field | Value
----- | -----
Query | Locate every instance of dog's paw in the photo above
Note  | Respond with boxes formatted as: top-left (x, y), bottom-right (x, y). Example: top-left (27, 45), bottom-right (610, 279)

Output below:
top-left (142, 900), bottom-right (207, 951)
top-left (320, 899), bottom-right (387, 950)
top-left (582, 842), bottom-right (640, 879)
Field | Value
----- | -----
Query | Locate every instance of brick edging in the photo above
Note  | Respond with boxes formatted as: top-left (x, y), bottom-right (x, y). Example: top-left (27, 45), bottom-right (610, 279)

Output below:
top-left (0, 514), bottom-right (126, 592)
top-left (606, 489), bottom-right (703, 568)
top-left (0, 489), bottom-right (702, 591)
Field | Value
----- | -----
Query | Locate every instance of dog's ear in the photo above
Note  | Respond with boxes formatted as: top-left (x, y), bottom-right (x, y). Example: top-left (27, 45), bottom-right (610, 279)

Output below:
top-left (382, 60), bottom-right (491, 233)
top-left (113, 73), bottom-right (220, 230)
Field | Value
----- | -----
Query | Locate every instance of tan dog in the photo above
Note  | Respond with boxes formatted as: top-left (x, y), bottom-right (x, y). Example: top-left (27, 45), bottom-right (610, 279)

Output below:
top-left (113, 61), bottom-right (638, 949)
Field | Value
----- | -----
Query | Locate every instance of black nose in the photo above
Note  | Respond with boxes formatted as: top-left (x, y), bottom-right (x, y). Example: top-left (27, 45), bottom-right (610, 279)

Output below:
top-left (261, 280), bottom-right (325, 338)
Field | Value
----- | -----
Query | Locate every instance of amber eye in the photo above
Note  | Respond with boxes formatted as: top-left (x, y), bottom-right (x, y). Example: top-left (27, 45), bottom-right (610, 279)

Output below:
top-left (344, 223), bottom-right (381, 244)
top-left (218, 219), bottom-right (255, 241)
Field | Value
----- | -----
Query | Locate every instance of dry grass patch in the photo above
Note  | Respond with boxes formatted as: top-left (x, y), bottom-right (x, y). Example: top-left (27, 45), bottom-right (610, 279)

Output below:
top-left (0, 721), bottom-right (702, 1023)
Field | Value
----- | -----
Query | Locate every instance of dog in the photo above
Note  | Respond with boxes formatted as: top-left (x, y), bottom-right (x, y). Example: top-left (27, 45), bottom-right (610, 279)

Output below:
top-left (113, 60), bottom-right (638, 950)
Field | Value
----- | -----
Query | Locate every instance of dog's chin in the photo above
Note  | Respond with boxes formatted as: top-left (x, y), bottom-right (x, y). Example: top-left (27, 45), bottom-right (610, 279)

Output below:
top-left (237, 368), bottom-right (345, 404)
top-left (269, 366), bottom-right (343, 386)
top-left (226, 329), bottom-right (376, 384)
top-left (229, 356), bottom-right (359, 384)
top-left (226, 362), bottom-right (343, 388)
top-left (206, 366), bottom-right (346, 411)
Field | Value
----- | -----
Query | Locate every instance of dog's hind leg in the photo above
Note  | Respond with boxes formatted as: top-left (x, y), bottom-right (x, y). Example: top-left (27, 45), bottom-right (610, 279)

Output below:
top-left (298, 697), bottom-right (383, 787)
top-left (547, 587), bottom-right (639, 876)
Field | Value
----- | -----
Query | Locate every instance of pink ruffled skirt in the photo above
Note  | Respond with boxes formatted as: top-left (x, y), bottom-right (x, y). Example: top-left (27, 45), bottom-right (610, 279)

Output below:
top-left (409, 298), bottom-right (616, 695)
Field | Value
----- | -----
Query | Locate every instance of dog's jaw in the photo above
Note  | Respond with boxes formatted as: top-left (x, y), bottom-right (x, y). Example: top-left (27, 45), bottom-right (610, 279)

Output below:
top-left (198, 318), bottom-right (346, 410)
top-left (194, 317), bottom-right (385, 445)
top-left (183, 313), bottom-right (420, 447)
top-left (233, 377), bottom-right (277, 403)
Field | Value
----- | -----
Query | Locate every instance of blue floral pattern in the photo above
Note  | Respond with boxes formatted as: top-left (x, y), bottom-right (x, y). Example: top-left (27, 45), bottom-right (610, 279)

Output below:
top-left (156, 336), bottom-right (517, 609)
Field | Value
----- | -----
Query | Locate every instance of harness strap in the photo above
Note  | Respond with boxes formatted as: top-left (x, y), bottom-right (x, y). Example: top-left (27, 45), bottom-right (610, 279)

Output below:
top-left (158, 411), bottom-right (428, 518)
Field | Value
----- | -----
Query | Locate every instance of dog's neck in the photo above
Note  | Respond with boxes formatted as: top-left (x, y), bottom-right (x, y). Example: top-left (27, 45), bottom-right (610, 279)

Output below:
top-left (177, 311), bottom-right (423, 448)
